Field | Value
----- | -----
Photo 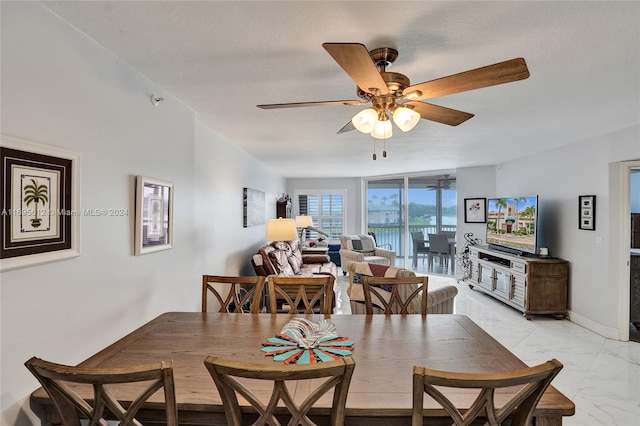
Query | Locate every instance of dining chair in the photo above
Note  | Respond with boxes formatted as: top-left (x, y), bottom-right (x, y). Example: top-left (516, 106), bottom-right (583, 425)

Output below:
top-left (24, 356), bottom-right (178, 426)
top-left (362, 275), bottom-right (428, 315)
top-left (427, 233), bottom-right (452, 271)
top-left (412, 358), bottom-right (563, 426)
top-left (267, 275), bottom-right (335, 314)
top-left (411, 231), bottom-right (429, 267)
top-left (204, 355), bottom-right (355, 426)
top-left (202, 275), bottom-right (266, 313)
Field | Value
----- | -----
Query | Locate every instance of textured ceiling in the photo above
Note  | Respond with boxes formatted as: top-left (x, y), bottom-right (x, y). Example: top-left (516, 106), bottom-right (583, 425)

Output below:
top-left (42, 1), bottom-right (640, 178)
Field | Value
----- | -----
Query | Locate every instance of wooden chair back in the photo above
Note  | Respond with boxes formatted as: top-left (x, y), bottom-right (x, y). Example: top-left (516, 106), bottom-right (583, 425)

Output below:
top-left (267, 275), bottom-right (335, 314)
top-left (412, 359), bottom-right (563, 426)
top-left (204, 356), bottom-right (355, 426)
top-left (202, 275), bottom-right (266, 313)
top-left (362, 276), bottom-right (429, 315)
top-left (24, 357), bottom-right (177, 426)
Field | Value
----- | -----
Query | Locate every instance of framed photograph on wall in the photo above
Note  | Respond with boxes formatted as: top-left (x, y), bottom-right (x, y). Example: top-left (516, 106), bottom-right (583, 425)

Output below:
top-left (135, 176), bottom-right (173, 255)
top-left (1, 135), bottom-right (81, 271)
top-left (578, 195), bottom-right (596, 230)
top-left (464, 198), bottom-right (487, 223)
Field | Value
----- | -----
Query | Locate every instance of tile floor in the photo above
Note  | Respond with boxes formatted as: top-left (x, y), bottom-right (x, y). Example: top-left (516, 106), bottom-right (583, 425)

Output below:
top-left (333, 273), bottom-right (640, 426)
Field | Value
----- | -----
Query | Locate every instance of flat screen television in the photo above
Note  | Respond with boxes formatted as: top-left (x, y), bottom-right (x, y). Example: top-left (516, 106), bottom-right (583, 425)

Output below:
top-left (486, 195), bottom-right (539, 256)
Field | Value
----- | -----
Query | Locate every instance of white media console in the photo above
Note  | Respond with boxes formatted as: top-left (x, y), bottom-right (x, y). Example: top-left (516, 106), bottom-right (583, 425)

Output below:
top-left (466, 245), bottom-right (569, 320)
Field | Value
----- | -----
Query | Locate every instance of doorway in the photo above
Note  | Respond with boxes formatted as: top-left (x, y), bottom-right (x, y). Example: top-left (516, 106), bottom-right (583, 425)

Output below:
top-left (619, 160), bottom-right (640, 343)
top-left (629, 166), bottom-right (640, 342)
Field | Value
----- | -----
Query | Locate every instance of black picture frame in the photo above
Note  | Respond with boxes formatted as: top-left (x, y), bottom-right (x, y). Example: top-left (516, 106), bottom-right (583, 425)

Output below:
top-left (578, 195), bottom-right (596, 230)
top-left (464, 198), bottom-right (487, 223)
top-left (1, 136), bottom-right (80, 270)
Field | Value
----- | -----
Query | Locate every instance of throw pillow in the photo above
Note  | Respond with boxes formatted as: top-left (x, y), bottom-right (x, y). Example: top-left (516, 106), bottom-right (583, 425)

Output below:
top-left (268, 249), bottom-right (295, 276)
top-left (287, 253), bottom-right (302, 274)
top-left (352, 263), bottom-right (393, 292)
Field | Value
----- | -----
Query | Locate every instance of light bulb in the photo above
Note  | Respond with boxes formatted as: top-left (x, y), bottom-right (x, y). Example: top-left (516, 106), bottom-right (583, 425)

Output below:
top-left (371, 119), bottom-right (392, 139)
top-left (393, 107), bottom-right (420, 132)
top-left (351, 108), bottom-right (377, 133)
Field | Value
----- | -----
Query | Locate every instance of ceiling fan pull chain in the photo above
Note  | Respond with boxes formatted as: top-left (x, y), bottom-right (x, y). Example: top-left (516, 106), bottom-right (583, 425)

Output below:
top-left (372, 137), bottom-right (377, 160)
top-left (383, 138), bottom-right (387, 158)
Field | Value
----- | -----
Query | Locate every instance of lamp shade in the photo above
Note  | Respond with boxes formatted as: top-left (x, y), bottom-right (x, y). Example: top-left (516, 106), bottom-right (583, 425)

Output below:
top-left (351, 108), bottom-right (378, 133)
top-left (392, 107), bottom-right (420, 132)
top-left (295, 215), bottom-right (313, 228)
top-left (371, 118), bottom-right (393, 139)
top-left (265, 218), bottom-right (297, 241)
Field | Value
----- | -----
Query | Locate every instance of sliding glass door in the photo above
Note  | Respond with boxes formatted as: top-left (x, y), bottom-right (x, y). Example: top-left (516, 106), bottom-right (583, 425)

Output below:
top-left (366, 178), bottom-right (405, 258)
top-left (366, 175), bottom-right (457, 272)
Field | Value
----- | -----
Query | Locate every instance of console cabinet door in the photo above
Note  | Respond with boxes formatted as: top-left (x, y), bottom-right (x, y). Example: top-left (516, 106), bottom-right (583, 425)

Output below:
top-left (493, 266), bottom-right (511, 299)
top-left (478, 263), bottom-right (493, 291)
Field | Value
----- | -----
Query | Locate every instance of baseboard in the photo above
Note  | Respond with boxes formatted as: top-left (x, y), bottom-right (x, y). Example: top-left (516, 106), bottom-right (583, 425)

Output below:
top-left (567, 309), bottom-right (619, 340)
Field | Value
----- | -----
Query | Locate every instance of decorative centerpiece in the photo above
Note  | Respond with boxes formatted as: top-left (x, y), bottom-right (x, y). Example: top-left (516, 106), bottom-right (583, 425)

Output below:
top-left (261, 318), bottom-right (354, 364)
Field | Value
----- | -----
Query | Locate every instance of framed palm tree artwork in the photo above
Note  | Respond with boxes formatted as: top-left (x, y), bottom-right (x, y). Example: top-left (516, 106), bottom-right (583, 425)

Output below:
top-left (1, 135), bottom-right (81, 271)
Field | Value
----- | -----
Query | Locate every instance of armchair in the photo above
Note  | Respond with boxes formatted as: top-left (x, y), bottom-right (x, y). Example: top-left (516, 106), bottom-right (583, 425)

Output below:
top-left (339, 234), bottom-right (395, 274)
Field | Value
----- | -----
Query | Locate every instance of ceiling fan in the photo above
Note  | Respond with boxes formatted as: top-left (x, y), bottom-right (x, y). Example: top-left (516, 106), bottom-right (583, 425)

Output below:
top-left (258, 43), bottom-right (530, 143)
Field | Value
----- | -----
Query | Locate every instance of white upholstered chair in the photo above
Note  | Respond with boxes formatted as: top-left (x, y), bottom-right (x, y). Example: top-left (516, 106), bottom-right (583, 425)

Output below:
top-left (339, 234), bottom-right (395, 274)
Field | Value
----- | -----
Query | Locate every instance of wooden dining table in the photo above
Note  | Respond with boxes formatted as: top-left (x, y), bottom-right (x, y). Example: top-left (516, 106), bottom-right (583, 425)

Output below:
top-left (31, 312), bottom-right (574, 425)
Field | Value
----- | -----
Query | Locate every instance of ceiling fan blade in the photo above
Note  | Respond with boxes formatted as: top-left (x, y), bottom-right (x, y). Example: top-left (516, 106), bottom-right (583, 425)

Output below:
top-left (404, 58), bottom-right (530, 101)
top-left (405, 101), bottom-right (474, 126)
top-left (257, 100), bottom-right (366, 109)
top-left (337, 120), bottom-right (356, 134)
top-left (322, 43), bottom-right (390, 95)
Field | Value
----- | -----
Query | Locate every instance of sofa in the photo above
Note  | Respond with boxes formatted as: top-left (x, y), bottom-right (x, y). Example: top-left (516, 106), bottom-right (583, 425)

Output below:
top-left (251, 240), bottom-right (338, 278)
top-left (345, 261), bottom-right (458, 314)
top-left (339, 234), bottom-right (396, 274)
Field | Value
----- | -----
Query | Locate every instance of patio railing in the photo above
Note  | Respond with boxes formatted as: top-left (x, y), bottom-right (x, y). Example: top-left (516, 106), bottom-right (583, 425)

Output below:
top-left (368, 224), bottom-right (457, 257)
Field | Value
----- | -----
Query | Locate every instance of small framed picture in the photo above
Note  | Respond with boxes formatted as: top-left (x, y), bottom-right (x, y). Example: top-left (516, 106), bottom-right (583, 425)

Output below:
top-left (464, 198), bottom-right (487, 223)
top-left (578, 195), bottom-right (596, 231)
top-left (135, 176), bottom-right (173, 255)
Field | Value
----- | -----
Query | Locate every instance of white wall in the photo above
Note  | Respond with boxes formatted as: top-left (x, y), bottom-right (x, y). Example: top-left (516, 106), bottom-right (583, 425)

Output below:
top-left (194, 122), bottom-right (285, 277)
top-left (489, 126), bottom-right (639, 335)
top-left (456, 166), bottom-right (496, 247)
top-left (0, 3), bottom-right (285, 424)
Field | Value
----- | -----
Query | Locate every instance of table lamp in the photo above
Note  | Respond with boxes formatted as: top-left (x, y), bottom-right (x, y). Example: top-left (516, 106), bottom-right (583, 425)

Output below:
top-left (265, 218), bottom-right (297, 242)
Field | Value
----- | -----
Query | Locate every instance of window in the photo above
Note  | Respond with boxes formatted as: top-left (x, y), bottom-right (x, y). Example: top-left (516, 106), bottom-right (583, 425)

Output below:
top-left (294, 189), bottom-right (345, 239)
top-left (366, 175), bottom-right (456, 270)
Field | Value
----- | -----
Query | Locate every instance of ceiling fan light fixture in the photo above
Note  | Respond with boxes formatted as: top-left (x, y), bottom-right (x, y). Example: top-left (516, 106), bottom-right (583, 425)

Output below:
top-left (371, 116), bottom-right (392, 139)
top-left (393, 106), bottom-right (420, 132)
top-left (352, 108), bottom-right (378, 133)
